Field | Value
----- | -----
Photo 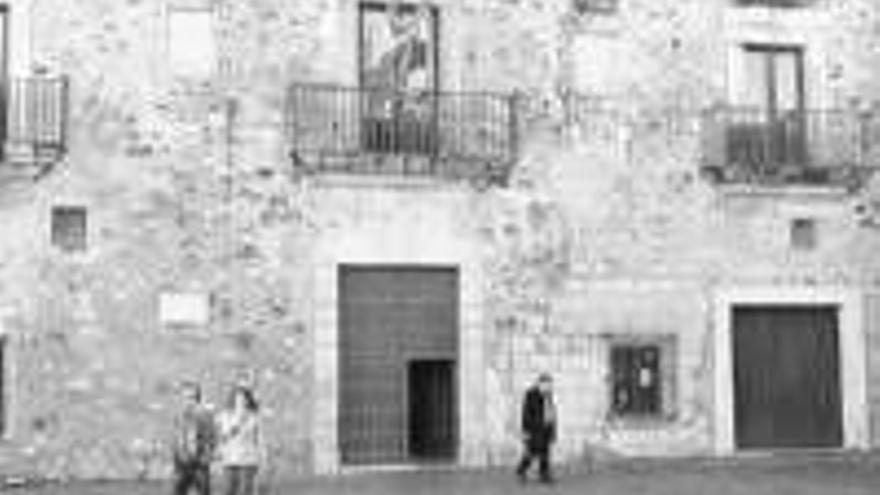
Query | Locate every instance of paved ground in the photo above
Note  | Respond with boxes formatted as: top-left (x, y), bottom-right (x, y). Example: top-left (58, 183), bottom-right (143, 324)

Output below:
top-left (7, 456), bottom-right (880, 495)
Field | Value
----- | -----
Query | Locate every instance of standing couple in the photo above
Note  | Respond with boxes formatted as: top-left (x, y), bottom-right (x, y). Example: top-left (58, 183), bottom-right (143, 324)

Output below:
top-left (171, 381), bottom-right (264, 495)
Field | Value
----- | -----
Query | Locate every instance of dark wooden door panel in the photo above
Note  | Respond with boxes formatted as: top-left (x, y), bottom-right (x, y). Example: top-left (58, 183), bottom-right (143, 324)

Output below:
top-left (733, 305), bottom-right (842, 449)
top-left (339, 266), bottom-right (458, 465)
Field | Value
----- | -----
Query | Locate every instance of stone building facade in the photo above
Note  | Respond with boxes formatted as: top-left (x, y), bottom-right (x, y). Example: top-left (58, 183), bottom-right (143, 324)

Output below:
top-left (0, 0), bottom-right (880, 481)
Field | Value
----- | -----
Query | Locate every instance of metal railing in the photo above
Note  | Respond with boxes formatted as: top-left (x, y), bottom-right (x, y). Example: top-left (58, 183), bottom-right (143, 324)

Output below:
top-left (734, 0), bottom-right (812, 7)
top-left (286, 86), bottom-right (880, 186)
top-left (701, 106), bottom-right (874, 184)
top-left (1, 76), bottom-right (69, 159)
top-left (286, 83), bottom-right (518, 178)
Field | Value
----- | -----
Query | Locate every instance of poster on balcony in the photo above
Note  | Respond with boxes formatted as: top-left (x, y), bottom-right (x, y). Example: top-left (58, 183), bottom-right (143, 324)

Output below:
top-left (359, 2), bottom-right (438, 121)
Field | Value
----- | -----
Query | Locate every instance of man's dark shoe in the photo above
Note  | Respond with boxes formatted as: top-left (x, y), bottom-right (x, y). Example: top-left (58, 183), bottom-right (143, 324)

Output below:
top-left (539, 475), bottom-right (556, 485)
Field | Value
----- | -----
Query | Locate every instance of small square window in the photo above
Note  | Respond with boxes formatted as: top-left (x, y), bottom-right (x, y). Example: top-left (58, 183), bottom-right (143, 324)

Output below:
top-left (574, 0), bottom-right (618, 14)
top-left (791, 218), bottom-right (817, 251)
top-left (51, 206), bottom-right (87, 252)
top-left (608, 335), bottom-right (676, 420)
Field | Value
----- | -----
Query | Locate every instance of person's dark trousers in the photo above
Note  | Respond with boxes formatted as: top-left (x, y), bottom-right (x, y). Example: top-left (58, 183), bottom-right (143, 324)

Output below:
top-left (224, 465), bottom-right (258, 495)
top-left (515, 434), bottom-right (553, 482)
top-left (173, 460), bottom-right (211, 495)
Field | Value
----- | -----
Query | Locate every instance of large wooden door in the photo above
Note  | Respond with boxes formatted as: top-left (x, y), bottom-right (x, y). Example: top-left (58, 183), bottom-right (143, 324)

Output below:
top-left (339, 266), bottom-right (458, 465)
top-left (732, 305), bottom-right (842, 449)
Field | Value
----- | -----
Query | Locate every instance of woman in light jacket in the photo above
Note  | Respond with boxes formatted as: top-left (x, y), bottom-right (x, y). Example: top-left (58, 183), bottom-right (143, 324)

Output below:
top-left (217, 385), bottom-right (263, 495)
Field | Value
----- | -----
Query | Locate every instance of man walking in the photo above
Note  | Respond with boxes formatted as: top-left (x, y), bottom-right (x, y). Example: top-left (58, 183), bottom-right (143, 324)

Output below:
top-left (171, 381), bottom-right (217, 495)
top-left (515, 373), bottom-right (557, 484)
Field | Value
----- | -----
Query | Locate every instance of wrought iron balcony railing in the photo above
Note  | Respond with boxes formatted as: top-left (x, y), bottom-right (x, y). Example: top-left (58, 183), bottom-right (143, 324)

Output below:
top-left (735, 0), bottom-right (813, 8)
top-left (286, 83), bottom-right (518, 182)
top-left (701, 106), bottom-right (876, 185)
top-left (0, 76), bottom-right (70, 173)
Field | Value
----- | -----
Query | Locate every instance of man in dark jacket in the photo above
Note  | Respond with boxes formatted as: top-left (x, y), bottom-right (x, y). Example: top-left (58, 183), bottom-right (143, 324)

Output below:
top-left (515, 373), bottom-right (557, 484)
top-left (171, 382), bottom-right (216, 495)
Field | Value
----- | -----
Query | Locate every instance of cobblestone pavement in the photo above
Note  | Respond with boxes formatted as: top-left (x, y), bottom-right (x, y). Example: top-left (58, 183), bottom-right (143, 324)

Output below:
top-left (8, 456), bottom-right (880, 495)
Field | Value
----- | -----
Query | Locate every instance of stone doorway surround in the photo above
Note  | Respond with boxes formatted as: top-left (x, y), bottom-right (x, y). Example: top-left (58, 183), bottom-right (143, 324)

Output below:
top-left (712, 286), bottom-right (870, 454)
top-left (309, 218), bottom-right (486, 474)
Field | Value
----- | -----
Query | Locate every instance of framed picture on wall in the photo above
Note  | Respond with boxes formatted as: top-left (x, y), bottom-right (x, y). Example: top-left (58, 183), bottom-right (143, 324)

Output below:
top-left (358, 2), bottom-right (440, 155)
top-left (359, 2), bottom-right (438, 94)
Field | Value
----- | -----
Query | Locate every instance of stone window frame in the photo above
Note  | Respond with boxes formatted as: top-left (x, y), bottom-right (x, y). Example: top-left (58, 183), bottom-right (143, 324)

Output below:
top-left (50, 205), bottom-right (88, 253)
top-left (604, 333), bottom-right (678, 425)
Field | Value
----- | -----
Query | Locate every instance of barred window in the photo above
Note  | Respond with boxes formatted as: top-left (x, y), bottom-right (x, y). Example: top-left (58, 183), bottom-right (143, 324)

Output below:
top-left (608, 335), bottom-right (676, 420)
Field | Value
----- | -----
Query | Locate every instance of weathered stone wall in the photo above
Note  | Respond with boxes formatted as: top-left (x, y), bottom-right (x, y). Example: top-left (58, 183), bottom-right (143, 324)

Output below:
top-left (0, 0), bottom-right (878, 480)
top-left (0, 0), bottom-right (326, 480)
top-left (469, 0), bottom-right (880, 466)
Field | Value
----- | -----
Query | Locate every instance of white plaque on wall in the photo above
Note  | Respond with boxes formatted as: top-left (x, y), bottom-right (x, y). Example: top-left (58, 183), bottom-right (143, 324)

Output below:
top-left (160, 292), bottom-right (210, 326)
top-left (168, 8), bottom-right (216, 79)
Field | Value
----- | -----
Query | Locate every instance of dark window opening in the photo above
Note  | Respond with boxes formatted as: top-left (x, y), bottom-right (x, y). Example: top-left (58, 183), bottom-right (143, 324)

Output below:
top-left (51, 206), bottom-right (87, 253)
top-left (574, 0), bottom-right (618, 14)
top-left (791, 218), bottom-right (817, 250)
top-left (611, 344), bottom-right (662, 416)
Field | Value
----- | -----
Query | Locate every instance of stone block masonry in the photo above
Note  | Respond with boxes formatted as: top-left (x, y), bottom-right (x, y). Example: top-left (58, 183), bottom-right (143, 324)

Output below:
top-left (0, 0), bottom-right (878, 481)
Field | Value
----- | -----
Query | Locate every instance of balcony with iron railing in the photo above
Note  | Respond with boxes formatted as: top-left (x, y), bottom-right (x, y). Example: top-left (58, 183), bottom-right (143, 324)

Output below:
top-left (734, 0), bottom-right (814, 7)
top-left (700, 106), bottom-right (878, 186)
top-left (286, 83), bottom-right (518, 184)
top-left (0, 76), bottom-right (70, 178)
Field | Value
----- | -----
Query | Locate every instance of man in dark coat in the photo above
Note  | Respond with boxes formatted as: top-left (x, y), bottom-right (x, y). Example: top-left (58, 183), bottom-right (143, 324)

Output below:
top-left (171, 381), bottom-right (217, 495)
top-left (515, 373), bottom-right (557, 484)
